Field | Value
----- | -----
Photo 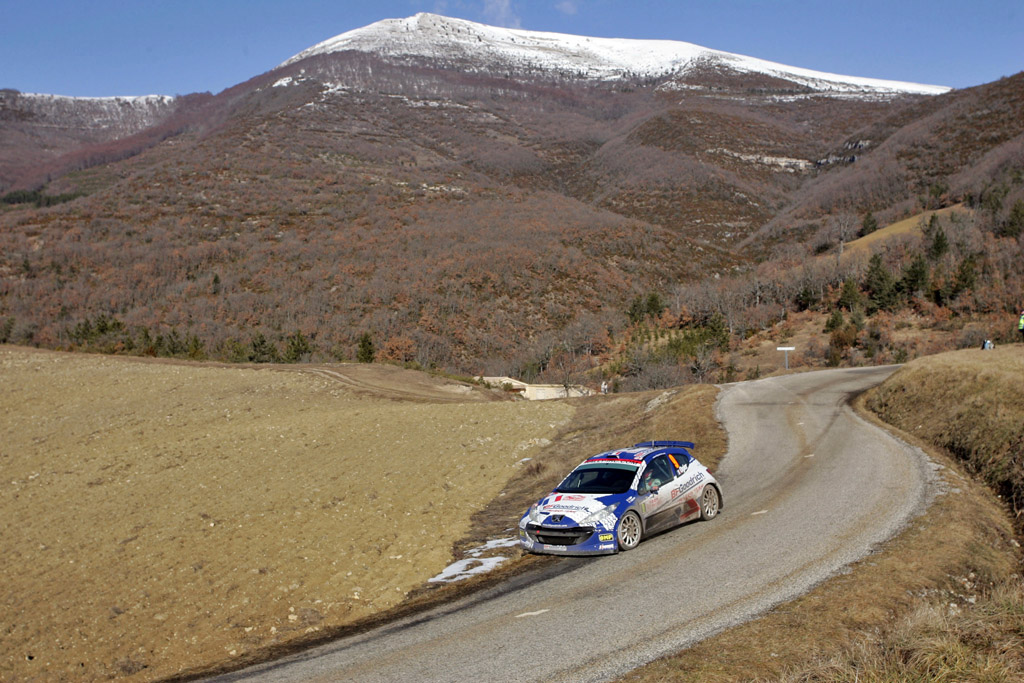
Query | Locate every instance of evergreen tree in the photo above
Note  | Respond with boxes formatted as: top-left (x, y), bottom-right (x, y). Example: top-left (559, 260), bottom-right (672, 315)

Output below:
top-left (284, 330), bottom-right (313, 363)
top-left (795, 283), bottom-right (819, 311)
top-left (926, 216), bottom-right (949, 261)
top-left (138, 327), bottom-right (155, 355)
top-left (952, 255), bottom-right (978, 296)
top-left (645, 291), bottom-right (664, 319)
top-left (863, 254), bottom-right (898, 313)
top-left (626, 295), bottom-right (646, 324)
top-left (824, 310), bottom-right (845, 332)
top-left (249, 332), bottom-right (280, 363)
top-left (186, 334), bottom-right (205, 360)
top-left (860, 211), bottom-right (879, 236)
top-left (627, 291), bottom-right (664, 324)
top-left (221, 338), bottom-right (249, 363)
top-left (930, 264), bottom-right (953, 306)
top-left (357, 332), bottom-right (375, 363)
top-left (706, 313), bottom-right (729, 351)
top-left (0, 317), bottom-right (14, 344)
top-left (850, 307), bottom-right (866, 331)
top-left (837, 278), bottom-right (864, 311)
top-left (164, 329), bottom-right (185, 357)
top-left (900, 254), bottom-right (930, 298)
top-left (1000, 199), bottom-right (1024, 238)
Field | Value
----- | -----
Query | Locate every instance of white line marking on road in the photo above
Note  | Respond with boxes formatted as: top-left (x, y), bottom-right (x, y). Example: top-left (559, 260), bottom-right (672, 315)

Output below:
top-left (751, 510), bottom-right (768, 516)
top-left (515, 609), bottom-right (550, 618)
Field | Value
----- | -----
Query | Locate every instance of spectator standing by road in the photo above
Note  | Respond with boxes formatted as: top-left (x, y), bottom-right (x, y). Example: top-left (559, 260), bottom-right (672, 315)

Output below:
top-left (1019, 309), bottom-right (1024, 342)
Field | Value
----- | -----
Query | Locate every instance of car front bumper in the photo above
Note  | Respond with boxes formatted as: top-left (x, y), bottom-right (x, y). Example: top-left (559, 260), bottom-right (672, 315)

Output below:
top-left (518, 524), bottom-right (617, 556)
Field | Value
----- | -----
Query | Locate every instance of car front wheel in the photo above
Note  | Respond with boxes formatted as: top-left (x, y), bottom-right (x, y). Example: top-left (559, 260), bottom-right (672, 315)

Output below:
top-left (700, 485), bottom-right (720, 520)
top-left (617, 511), bottom-right (642, 551)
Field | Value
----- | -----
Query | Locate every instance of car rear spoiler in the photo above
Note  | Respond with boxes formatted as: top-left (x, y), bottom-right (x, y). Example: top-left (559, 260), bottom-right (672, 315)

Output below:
top-left (634, 441), bottom-right (694, 450)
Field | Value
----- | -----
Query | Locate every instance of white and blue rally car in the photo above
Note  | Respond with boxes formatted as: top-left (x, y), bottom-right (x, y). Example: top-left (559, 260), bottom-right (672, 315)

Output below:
top-left (519, 441), bottom-right (722, 555)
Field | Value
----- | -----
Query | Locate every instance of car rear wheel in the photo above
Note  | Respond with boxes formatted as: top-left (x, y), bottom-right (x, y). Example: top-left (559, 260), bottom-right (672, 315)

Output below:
top-left (617, 511), bottom-right (642, 551)
top-left (700, 485), bottom-right (720, 520)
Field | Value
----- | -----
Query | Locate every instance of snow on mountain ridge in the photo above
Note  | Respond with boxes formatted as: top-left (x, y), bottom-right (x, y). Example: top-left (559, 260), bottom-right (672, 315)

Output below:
top-left (14, 93), bottom-right (175, 104)
top-left (1, 91), bottom-right (179, 133)
top-left (282, 13), bottom-right (950, 96)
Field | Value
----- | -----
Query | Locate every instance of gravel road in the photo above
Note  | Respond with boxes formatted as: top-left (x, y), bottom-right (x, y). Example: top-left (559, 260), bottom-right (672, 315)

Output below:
top-left (213, 366), bottom-right (935, 682)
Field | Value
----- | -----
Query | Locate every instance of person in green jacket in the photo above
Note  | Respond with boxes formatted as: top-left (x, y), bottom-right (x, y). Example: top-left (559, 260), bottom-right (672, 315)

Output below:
top-left (1019, 309), bottom-right (1024, 342)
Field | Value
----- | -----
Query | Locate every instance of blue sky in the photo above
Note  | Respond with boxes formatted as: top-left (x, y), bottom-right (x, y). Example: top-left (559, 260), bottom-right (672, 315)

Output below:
top-left (2, 0), bottom-right (1020, 97)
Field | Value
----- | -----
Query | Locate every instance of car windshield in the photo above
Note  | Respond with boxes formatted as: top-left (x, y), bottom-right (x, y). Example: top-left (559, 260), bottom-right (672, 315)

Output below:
top-left (555, 463), bottom-right (638, 494)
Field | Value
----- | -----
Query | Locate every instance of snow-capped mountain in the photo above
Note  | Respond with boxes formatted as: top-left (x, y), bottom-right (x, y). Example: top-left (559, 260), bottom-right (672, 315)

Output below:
top-left (282, 13), bottom-right (950, 96)
top-left (2, 92), bottom-right (178, 132)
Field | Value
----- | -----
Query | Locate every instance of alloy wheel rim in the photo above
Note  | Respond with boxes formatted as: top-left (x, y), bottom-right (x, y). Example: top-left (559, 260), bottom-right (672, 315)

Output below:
top-left (620, 515), bottom-right (640, 546)
top-left (702, 487), bottom-right (718, 517)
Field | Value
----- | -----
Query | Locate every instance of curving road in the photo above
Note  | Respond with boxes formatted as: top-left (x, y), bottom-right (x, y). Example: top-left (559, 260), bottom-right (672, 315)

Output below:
top-left (214, 366), bottom-right (935, 683)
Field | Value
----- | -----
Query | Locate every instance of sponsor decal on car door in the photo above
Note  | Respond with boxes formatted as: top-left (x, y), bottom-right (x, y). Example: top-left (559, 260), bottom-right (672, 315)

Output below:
top-left (641, 455), bottom-right (680, 532)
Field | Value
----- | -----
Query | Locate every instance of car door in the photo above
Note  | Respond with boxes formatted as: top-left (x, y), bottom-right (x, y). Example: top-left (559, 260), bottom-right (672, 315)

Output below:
top-left (637, 455), bottom-right (679, 533)
top-left (664, 451), bottom-right (705, 524)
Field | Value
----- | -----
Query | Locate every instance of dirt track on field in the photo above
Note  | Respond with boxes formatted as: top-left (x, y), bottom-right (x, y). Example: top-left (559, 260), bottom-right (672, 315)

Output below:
top-left (0, 347), bottom-right (572, 681)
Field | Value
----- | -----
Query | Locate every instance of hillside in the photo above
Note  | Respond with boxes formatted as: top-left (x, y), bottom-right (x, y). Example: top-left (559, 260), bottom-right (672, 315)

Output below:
top-left (0, 346), bottom-right (569, 679)
top-left (0, 90), bottom-right (214, 192)
top-left (1, 15), bottom-right (1022, 377)
top-left (751, 72), bottom-right (1024, 251)
top-left (0, 345), bottom-right (725, 680)
top-left (867, 346), bottom-right (1024, 528)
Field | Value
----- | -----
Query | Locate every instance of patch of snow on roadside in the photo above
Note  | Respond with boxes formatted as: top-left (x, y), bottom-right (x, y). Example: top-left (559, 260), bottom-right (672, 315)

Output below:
top-left (428, 557), bottom-right (506, 583)
top-left (427, 536), bottom-right (520, 583)
top-left (470, 537), bottom-right (519, 554)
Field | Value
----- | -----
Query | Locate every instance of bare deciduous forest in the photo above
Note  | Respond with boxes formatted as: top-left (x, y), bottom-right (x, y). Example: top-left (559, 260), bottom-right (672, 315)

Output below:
top-left (2, 52), bottom-right (1022, 385)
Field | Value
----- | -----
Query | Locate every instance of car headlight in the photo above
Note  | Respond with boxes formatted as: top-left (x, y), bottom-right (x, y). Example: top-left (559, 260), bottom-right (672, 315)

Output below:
top-left (527, 502), bottom-right (542, 525)
top-left (580, 503), bottom-right (619, 528)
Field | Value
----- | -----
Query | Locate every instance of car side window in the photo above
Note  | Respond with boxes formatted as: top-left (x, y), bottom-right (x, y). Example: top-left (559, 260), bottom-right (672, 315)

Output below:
top-left (646, 455), bottom-right (676, 489)
top-left (671, 452), bottom-right (691, 475)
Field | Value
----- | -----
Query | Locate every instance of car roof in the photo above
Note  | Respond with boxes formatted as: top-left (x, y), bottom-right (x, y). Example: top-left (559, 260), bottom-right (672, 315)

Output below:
top-left (583, 440), bottom-right (694, 466)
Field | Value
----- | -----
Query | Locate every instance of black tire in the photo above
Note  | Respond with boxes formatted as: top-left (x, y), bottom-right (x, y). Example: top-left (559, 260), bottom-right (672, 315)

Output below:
top-left (617, 511), bottom-right (642, 551)
top-left (699, 485), bottom-right (720, 521)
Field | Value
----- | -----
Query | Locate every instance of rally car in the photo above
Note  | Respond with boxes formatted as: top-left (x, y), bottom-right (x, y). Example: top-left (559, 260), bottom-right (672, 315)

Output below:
top-left (518, 441), bottom-right (722, 555)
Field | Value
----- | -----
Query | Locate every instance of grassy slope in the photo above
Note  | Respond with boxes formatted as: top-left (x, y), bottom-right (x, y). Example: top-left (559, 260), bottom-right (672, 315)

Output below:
top-left (844, 204), bottom-right (971, 256)
top-left (0, 346), bottom-right (574, 681)
top-left (868, 345), bottom-right (1024, 526)
top-left (622, 346), bottom-right (1023, 681)
top-left (0, 346), bottom-right (726, 682)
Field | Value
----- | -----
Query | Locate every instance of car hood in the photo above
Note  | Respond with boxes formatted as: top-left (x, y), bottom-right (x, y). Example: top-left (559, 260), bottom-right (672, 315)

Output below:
top-left (534, 492), bottom-right (630, 525)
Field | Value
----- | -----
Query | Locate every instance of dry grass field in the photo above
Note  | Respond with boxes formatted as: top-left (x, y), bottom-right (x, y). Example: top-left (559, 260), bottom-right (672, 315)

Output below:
top-left (844, 204), bottom-right (971, 256)
top-left (1, 346), bottom-right (575, 680)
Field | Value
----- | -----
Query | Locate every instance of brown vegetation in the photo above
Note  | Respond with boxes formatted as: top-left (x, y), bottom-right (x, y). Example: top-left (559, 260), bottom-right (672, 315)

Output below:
top-left (1, 52), bottom-right (1022, 393)
top-left (0, 346), bottom-right (568, 680)
top-left (0, 345), bottom-right (725, 681)
top-left (622, 346), bottom-right (1024, 682)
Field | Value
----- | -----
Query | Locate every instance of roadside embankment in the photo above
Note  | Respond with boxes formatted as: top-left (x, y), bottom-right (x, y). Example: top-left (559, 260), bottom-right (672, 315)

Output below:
top-left (623, 348), bottom-right (1022, 681)
top-left (867, 345), bottom-right (1024, 534)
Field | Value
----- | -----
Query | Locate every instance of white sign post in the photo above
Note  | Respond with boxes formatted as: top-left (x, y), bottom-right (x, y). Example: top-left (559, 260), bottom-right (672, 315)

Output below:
top-left (777, 346), bottom-right (795, 370)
